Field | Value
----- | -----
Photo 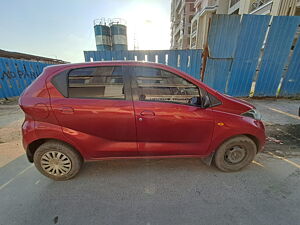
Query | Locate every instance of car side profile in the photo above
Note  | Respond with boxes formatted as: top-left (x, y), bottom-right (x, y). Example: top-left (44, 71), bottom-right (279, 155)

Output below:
top-left (19, 61), bottom-right (265, 180)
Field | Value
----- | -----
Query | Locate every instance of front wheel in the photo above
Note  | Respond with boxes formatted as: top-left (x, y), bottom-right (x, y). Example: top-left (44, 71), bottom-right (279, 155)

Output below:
top-left (33, 141), bottom-right (83, 181)
top-left (214, 135), bottom-right (257, 172)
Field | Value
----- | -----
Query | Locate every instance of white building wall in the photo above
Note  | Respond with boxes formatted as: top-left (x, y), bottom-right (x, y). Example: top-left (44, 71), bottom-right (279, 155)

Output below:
top-left (171, 0), bottom-right (196, 49)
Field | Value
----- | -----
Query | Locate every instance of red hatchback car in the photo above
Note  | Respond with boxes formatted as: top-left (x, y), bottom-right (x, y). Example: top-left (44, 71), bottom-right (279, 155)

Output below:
top-left (19, 61), bottom-right (265, 180)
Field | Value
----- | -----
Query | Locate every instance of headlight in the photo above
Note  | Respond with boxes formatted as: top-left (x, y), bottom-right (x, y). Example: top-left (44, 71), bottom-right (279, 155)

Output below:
top-left (241, 109), bottom-right (261, 120)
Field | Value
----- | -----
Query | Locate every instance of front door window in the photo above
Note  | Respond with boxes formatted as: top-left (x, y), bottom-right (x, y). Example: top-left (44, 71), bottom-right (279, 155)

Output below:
top-left (132, 66), bottom-right (201, 104)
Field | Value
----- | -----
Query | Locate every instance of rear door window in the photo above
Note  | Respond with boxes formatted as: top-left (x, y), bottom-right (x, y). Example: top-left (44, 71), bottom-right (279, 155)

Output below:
top-left (68, 66), bottom-right (125, 99)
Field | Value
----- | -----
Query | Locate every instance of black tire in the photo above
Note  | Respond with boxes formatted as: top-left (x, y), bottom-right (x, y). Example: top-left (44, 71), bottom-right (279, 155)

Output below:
top-left (214, 135), bottom-right (257, 172)
top-left (33, 141), bottom-right (83, 181)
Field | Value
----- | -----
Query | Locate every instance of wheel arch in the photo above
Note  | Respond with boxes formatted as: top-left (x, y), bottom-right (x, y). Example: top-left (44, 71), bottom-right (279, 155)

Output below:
top-left (26, 138), bottom-right (83, 162)
top-left (243, 134), bottom-right (260, 152)
top-left (203, 134), bottom-right (260, 166)
top-left (212, 133), bottom-right (260, 154)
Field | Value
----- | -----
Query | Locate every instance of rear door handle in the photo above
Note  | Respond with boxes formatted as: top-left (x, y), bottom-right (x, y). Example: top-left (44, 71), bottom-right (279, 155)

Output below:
top-left (140, 110), bottom-right (155, 117)
top-left (59, 107), bottom-right (74, 114)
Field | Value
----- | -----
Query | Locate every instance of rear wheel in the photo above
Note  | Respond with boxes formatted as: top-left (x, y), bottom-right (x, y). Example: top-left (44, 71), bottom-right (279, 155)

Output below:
top-left (33, 141), bottom-right (83, 181)
top-left (214, 135), bottom-right (257, 172)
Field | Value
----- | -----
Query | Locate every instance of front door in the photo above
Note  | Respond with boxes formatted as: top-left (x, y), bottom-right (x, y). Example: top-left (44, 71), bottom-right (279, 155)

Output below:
top-left (50, 66), bottom-right (137, 158)
top-left (130, 66), bottom-right (215, 156)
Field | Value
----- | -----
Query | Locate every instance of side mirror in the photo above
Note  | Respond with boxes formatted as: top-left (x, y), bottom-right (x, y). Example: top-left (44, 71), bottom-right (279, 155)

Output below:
top-left (189, 96), bottom-right (210, 108)
top-left (189, 96), bottom-right (201, 105)
top-left (202, 95), bottom-right (210, 108)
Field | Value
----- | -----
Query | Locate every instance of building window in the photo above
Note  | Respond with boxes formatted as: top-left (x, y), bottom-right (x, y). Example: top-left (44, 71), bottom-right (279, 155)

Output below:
top-left (231, 9), bottom-right (239, 14)
top-left (190, 3), bottom-right (194, 11)
top-left (295, 7), bottom-right (300, 16)
top-left (192, 20), bottom-right (197, 32)
top-left (230, 0), bottom-right (240, 8)
top-left (250, 0), bottom-right (272, 12)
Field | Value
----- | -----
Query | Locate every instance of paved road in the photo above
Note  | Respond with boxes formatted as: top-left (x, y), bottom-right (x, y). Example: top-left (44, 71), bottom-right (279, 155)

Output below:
top-left (248, 99), bottom-right (300, 125)
top-left (1, 153), bottom-right (300, 225)
top-left (1, 99), bottom-right (300, 225)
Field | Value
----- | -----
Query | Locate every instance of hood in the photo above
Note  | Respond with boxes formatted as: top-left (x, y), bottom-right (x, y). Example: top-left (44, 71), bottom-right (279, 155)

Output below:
top-left (223, 94), bottom-right (255, 109)
top-left (212, 92), bottom-right (254, 115)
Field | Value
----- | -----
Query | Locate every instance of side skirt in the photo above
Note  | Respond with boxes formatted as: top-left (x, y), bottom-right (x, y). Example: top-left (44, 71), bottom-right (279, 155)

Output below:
top-left (87, 154), bottom-right (211, 161)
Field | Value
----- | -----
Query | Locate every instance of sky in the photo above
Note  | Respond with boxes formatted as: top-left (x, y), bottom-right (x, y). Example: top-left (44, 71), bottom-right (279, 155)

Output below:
top-left (0, 0), bottom-right (171, 63)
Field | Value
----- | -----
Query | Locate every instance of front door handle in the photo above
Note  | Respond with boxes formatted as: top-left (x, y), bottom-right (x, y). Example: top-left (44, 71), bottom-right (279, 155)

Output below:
top-left (140, 110), bottom-right (155, 117)
top-left (59, 107), bottom-right (74, 114)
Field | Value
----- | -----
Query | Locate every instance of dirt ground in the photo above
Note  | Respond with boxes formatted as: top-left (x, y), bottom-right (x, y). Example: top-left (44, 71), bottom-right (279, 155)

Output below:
top-left (265, 124), bottom-right (300, 156)
top-left (0, 99), bottom-right (24, 167)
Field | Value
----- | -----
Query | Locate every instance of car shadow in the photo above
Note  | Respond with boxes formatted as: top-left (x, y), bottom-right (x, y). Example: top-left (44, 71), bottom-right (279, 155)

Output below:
top-left (80, 157), bottom-right (216, 177)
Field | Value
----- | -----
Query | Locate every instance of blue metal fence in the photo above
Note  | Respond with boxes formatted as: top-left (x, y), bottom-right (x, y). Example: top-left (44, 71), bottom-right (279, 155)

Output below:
top-left (207, 14), bottom-right (241, 59)
top-left (280, 30), bottom-right (300, 97)
top-left (204, 14), bottom-right (300, 97)
top-left (226, 15), bottom-right (270, 96)
top-left (0, 57), bottom-right (50, 98)
top-left (204, 58), bottom-right (232, 93)
top-left (84, 49), bottom-right (202, 79)
top-left (254, 16), bottom-right (300, 96)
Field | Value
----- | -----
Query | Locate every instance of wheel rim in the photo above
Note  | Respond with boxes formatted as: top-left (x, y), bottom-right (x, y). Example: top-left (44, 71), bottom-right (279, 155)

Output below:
top-left (40, 151), bottom-right (72, 176)
top-left (224, 146), bottom-right (246, 164)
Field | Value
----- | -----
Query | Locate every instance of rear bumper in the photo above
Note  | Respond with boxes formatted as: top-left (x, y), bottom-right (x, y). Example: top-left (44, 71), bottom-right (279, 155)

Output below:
top-left (25, 148), bottom-right (34, 163)
top-left (21, 119), bottom-right (36, 162)
top-left (21, 120), bottom-right (36, 151)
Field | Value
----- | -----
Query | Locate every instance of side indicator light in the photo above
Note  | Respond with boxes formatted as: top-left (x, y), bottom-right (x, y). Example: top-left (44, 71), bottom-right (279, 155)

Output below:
top-left (217, 122), bottom-right (224, 126)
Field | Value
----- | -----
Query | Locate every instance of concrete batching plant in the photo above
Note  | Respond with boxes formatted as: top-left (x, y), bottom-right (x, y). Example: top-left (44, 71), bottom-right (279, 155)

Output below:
top-left (94, 18), bottom-right (128, 51)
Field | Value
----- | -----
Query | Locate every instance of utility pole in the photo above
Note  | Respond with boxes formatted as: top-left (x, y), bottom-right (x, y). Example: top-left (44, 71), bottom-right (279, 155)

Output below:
top-left (133, 32), bottom-right (139, 50)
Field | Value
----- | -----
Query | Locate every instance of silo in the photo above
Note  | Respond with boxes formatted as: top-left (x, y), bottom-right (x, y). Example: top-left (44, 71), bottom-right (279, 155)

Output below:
top-left (94, 19), bottom-right (111, 51)
top-left (110, 22), bottom-right (128, 51)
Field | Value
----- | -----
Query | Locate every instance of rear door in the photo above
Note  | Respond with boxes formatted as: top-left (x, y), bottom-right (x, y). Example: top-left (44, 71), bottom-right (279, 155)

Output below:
top-left (130, 66), bottom-right (215, 156)
top-left (50, 66), bottom-right (137, 158)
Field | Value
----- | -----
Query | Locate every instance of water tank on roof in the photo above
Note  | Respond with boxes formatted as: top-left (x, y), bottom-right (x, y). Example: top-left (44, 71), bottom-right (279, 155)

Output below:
top-left (94, 19), bottom-right (111, 51)
top-left (110, 20), bottom-right (128, 51)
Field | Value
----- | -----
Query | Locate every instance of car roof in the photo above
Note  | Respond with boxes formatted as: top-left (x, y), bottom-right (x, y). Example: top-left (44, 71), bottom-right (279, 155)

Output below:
top-left (46, 60), bottom-right (168, 70)
top-left (43, 60), bottom-right (217, 96)
top-left (44, 60), bottom-right (190, 80)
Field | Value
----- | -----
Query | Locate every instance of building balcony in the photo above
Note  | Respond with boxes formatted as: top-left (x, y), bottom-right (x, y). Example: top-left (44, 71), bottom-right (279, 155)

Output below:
top-left (190, 35), bottom-right (197, 49)
top-left (193, 4), bottom-right (218, 17)
top-left (176, 0), bottom-right (182, 11)
top-left (250, 0), bottom-right (272, 12)
top-left (195, 0), bottom-right (218, 11)
top-left (190, 43), bottom-right (197, 49)
top-left (194, 0), bottom-right (201, 8)
top-left (174, 22), bottom-right (183, 35)
top-left (230, 0), bottom-right (240, 8)
top-left (191, 29), bottom-right (197, 37)
top-left (172, 43), bottom-right (179, 49)
top-left (172, 15), bottom-right (181, 23)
